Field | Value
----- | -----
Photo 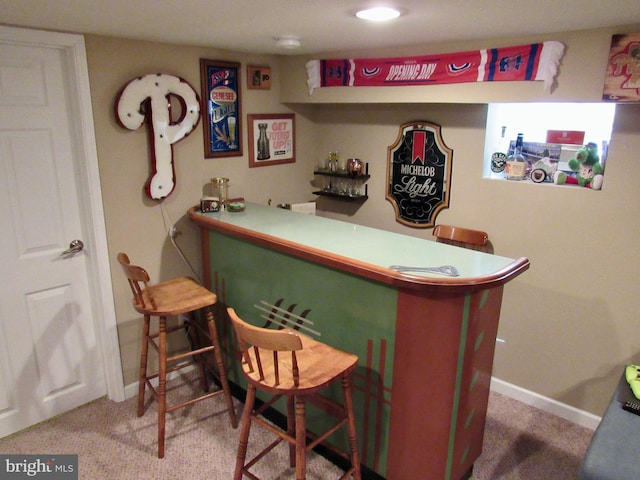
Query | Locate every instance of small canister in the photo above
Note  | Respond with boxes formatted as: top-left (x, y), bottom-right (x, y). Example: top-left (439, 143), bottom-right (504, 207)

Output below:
top-left (210, 177), bottom-right (229, 209)
top-left (200, 196), bottom-right (219, 213)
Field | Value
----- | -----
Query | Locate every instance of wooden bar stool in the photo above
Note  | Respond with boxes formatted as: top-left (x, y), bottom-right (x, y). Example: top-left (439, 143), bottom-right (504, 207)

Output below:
top-left (433, 224), bottom-right (492, 252)
top-left (227, 307), bottom-right (361, 480)
top-left (117, 253), bottom-right (237, 458)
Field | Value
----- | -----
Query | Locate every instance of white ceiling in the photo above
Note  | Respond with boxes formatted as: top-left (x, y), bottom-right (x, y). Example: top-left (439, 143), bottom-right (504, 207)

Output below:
top-left (1, 0), bottom-right (639, 56)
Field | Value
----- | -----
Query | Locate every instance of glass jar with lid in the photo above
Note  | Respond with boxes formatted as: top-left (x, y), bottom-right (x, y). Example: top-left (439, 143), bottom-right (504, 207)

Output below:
top-left (210, 177), bottom-right (229, 209)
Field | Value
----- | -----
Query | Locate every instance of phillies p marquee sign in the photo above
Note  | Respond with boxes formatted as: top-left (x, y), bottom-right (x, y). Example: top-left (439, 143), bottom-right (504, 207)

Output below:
top-left (386, 122), bottom-right (452, 228)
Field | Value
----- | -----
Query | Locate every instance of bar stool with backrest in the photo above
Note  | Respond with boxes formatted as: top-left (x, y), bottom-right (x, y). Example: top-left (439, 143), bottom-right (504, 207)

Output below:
top-left (432, 224), bottom-right (492, 253)
top-left (227, 307), bottom-right (361, 480)
top-left (117, 252), bottom-right (237, 458)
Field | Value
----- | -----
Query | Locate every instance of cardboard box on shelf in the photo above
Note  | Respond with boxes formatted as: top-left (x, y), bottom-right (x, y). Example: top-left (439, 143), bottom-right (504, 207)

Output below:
top-left (546, 130), bottom-right (585, 145)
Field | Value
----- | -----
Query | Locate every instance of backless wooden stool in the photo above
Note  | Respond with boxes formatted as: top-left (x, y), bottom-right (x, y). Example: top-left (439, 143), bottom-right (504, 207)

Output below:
top-left (433, 224), bottom-right (491, 252)
top-left (117, 253), bottom-right (237, 458)
top-left (227, 307), bottom-right (361, 480)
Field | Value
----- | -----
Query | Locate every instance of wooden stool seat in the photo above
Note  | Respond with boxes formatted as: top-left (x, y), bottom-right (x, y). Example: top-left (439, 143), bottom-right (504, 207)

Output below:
top-left (136, 276), bottom-right (217, 316)
top-left (227, 307), bottom-right (361, 480)
top-left (433, 224), bottom-right (491, 252)
top-left (117, 253), bottom-right (237, 458)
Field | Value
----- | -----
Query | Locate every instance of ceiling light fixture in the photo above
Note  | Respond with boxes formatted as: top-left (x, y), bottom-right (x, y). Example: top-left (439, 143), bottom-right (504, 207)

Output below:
top-left (356, 6), bottom-right (401, 21)
top-left (274, 35), bottom-right (301, 49)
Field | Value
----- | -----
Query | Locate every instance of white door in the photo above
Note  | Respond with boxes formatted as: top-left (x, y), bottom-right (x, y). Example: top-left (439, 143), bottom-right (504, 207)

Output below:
top-left (0, 26), bottom-right (123, 438)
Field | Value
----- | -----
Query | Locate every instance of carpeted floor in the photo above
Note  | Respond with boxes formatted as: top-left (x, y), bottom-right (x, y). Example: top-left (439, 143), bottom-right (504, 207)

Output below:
top-left (0, 372), bottom-right (594, 479)
top-left (473, 390), bottom-right (593, 479)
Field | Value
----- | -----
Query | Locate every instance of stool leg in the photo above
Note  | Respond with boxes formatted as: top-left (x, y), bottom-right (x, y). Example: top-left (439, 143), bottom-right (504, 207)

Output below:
top-left (295, 397), bottom-right (306, 480)
top-left (342, 375), bottom-right (361, 480)
top-left (137, 315), bottom-right (151, 417)
top-left (286, 395), bottom-right (296, 467)
top-left (234, 384), bottom-right (256, 480)
top-left (186, 311), bottom-right (209, 392)
top-left (205, 307), bottom-right (238, 428)
top-left (157, 316), bottom-right (167, 459)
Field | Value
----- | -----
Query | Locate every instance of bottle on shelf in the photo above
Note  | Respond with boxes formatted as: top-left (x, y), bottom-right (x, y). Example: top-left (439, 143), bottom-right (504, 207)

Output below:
top-left (490, 125), bottom-right (508, 179)
top-left (328, 151), bottom-right (339, 172)
top-left (505, 133), bottom-right (526, 181)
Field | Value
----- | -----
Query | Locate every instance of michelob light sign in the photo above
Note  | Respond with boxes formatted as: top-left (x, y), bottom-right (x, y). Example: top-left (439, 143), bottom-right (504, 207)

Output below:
top-left (386, 122), bottom-right (452, 228)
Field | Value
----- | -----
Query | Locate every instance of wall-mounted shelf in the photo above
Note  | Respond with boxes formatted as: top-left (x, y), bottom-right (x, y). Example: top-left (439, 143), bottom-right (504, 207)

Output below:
top-left (312, 171), bottom-right (370, 180)
top-left (312, 164), bottom-right (369, 201)
top-left (312, 189), bottom-right (368, 201)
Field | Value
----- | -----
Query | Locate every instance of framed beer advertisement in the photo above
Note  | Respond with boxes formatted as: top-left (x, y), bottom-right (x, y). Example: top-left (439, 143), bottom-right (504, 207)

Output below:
top-left (386, 121), bottom-right (453, 228)
top-left (247, 113), bottom-right (295, 168)
top-left (200, 59), bottom-right (242, 157)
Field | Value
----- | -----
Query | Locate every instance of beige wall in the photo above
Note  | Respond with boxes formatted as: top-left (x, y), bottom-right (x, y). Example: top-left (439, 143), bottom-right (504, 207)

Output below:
top-left (85, 36), bottom-right (315, 384)
top-left (280, 26), bottom-right (627, 103)
top-left (87, 25), bottom-right (640, 416)
top-left (281, 25), bottom-right (640, 416)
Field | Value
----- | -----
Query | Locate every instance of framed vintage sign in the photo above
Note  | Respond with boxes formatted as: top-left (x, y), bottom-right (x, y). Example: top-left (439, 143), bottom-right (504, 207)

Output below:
top-left (200, 59), bottom-right (242, 157)
top-left (386, 121), bottom-right (453, 228)
top-left (602, 33), bottom-right (640, 102)
top-left (247, 113), bottom-right (295, 168)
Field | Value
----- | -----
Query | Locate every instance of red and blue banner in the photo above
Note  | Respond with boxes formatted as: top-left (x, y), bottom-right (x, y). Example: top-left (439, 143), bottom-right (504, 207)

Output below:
top-left (306, 41), bottom-right (564, 94)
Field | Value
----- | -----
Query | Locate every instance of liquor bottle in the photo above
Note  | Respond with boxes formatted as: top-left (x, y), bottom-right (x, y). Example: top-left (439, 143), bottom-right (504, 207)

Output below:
top-left (505, 133), bottom-right (526, 181)
top-left (490, 125), bottom-right (508, 179)
top-left (328, 151), bottom-right (338, 172)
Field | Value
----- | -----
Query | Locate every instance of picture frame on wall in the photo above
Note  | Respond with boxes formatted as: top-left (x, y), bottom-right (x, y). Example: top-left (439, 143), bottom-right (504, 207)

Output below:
top-left (248, 113), bottom-right (295, 168)
top-left (602, 33), bottom-right (640, 102)
top-left (247, 65), bottom-right (271, 90)
top-left (386, 121), bottom-right (453, 228)
top-left (199, 59), bottom-right (242, 157)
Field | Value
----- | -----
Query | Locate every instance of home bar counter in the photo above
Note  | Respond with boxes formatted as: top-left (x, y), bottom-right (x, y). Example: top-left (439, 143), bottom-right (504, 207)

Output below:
top-left (188, 203), bottom-right (529, 480)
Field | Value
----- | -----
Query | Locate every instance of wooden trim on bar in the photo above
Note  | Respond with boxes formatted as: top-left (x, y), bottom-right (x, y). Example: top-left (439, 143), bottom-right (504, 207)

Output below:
top-left (200, 227), bottom-right (211, 290)
top-left (188, 206), bottom-right (529, 294)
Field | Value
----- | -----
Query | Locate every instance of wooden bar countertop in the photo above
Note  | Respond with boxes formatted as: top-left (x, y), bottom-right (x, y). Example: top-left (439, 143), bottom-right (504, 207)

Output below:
top-left (188, 203), bottom-right (529, 294)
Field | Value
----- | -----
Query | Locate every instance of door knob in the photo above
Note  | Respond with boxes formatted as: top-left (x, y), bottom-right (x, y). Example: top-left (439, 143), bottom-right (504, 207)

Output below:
top-left (60, 239), bottom-right (84, 256)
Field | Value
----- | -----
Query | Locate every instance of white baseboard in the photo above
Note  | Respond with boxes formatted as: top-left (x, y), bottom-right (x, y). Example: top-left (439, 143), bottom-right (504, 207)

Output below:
top-left (490, 376), bottom-right (601, 430)
top-left (123, 364), bottom-right (197, 400)
top-left (123, 381), bottom-right (138, 400)
top-left (123, 370), bottom-right (601, 431)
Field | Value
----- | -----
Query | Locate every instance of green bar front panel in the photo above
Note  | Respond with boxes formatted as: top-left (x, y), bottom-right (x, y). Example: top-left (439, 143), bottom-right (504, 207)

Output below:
top-left (203, 228), bottom-right (506, 480)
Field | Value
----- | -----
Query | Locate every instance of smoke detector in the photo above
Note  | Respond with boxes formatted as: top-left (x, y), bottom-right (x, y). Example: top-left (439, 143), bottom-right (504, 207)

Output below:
top-left (274, 35), bottom-right (301, 49)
